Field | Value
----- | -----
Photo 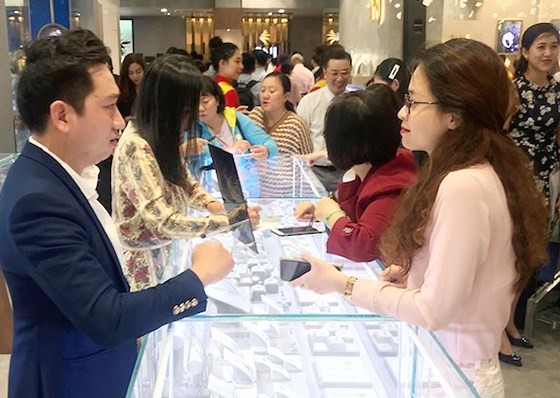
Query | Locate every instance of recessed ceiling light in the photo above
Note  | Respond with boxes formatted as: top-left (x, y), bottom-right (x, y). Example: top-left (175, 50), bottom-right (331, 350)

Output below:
top-left (14, 10), bottom-right (20, 15)
top-left (268, 12), bottom-right (273, 16)
top-left (160, 8), bottom-right (168, 13)
top-left (278, 9), bottom-right (285, 14)
top-left (226, 28), bottom-right (231, 32)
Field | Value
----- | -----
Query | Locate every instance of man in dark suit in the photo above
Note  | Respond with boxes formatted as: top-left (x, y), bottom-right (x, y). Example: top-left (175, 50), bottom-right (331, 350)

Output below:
top-left (0, 29), bottom-right (233, 398)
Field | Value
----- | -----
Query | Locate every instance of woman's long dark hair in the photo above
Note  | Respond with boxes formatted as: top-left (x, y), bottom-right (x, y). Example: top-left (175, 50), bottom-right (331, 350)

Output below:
top-left (135, 54), bottom-right (202, 190)
top-left (380, 39), bottom-right (548, 292)
top-left (118, 53), bottom-right (146, 107)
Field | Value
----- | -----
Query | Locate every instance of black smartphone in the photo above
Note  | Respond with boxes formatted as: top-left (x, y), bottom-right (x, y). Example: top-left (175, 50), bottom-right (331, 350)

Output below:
top-left (270, 226), bottom-right (322, 237)
top-left (280, 258), bottom-right (312, 281)
top-left (279, 257), bottom-right (344, 281)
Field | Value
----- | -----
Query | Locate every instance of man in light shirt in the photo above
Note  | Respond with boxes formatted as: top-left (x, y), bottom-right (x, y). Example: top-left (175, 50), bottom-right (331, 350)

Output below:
top-left (297, 47), bottom-right (352, 191)
top-left (252, 49), bottom-right (268, 83)
top-left (0, 29), bottom-right (233, 398)
top-left (290, 52), bottom-right (315, 99)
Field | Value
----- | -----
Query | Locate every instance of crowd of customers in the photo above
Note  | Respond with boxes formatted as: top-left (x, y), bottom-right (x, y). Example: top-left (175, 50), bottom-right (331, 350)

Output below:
top-left (1, 22), bottom-right (560, 398)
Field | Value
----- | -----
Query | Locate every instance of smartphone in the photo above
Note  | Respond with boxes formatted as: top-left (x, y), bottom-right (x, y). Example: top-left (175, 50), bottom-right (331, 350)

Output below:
top-left (280, 258), bottom-right (312, 281)
top-left (270, 226), bottom-right (322, 237)
top-left (279, 257), bottom-right (343, 281)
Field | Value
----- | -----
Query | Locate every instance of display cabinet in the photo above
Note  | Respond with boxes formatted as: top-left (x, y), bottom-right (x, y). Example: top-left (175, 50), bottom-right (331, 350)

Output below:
top-left (126, 223), bottom-right (479, 398)
top-left (127, 156), bottom-right (479, 398)
top-left (0, 153), bottom-right (17, 190)
top-left (0, 153), bottom-right (478, 397)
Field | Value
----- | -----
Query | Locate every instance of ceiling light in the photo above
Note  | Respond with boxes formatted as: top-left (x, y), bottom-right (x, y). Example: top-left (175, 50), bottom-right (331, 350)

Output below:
top-left (278, 9), bottom-right (285, 14)
top-left (14, 10), bottom-right (20, 15)
top-left (268, 12), bottom-right (273, 16)
top-left (226, 28), bottom-right (231, 32)
top-left (160, 8), bottom-right (168, 13)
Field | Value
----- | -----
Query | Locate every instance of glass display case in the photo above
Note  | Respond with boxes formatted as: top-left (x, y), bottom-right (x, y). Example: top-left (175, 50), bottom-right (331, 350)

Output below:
top-left (0, 153), bottom-right (18, 190)
top-left (126, 156), bottom-right (480, 398)
top-left (0, 153), bottom-right (479, 397)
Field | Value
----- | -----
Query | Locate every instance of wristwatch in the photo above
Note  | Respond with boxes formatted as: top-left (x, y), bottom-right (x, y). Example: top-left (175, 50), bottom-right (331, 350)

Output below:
top-left (343, 276), bottom-right (358, 301)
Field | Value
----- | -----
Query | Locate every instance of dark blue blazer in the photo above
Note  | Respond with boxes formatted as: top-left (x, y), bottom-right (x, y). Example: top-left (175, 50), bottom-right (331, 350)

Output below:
top-left (0, 143), bottom-right (208, 398)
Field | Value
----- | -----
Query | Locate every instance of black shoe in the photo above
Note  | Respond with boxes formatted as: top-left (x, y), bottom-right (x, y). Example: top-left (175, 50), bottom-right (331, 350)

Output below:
top-left (507, 332), bottom-right (534, 349)
top-left (499, 352), bottom-right (523, 367)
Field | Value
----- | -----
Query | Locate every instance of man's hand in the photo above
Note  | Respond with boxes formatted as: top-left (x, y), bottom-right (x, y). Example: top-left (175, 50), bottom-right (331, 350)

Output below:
top-left (190, 241), bottom-right (233, 286)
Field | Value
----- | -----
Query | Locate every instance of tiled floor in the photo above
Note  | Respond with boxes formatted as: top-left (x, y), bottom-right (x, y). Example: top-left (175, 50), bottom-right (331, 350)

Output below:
top-left (0, 325), bottom-right (558, 397)
top-left (502, 322), bottom-right (560, 397)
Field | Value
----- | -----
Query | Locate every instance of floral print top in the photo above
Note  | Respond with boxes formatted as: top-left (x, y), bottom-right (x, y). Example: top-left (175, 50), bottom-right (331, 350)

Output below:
top-left (112, 123), bottom-right (228, 291)
top-left (509, 74), bottom-right (560, 203)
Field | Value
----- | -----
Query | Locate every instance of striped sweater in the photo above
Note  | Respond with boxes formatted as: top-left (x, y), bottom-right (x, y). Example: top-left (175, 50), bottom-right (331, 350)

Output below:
top-left (249, 107), bottom-right (314, 197)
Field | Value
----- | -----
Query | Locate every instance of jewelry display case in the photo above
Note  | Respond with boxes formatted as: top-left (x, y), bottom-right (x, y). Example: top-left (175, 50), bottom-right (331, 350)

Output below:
top-left (0, 153), bottom-right (479, 397)
top-left (127, 156), bottom-right (479, 398)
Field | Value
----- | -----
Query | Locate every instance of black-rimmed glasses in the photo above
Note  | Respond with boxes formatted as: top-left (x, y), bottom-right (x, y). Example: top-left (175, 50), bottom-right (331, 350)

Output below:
top-left (404, 93), bottom-right (440, 115)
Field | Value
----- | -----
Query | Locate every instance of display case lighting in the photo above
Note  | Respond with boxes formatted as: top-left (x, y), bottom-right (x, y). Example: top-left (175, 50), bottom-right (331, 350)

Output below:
top-left (160, 8), bottom-right (168, 13)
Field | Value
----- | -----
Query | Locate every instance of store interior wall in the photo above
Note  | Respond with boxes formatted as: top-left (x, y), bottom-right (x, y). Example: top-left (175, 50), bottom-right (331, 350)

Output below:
top-left (339, 0), bottom-right (403, 85)
top-left (441, 0), bottom-right (553, 48)
top-left (288, 16), bottom-right (322, 62)
top-left (132, 16), bottom-right (187, 59)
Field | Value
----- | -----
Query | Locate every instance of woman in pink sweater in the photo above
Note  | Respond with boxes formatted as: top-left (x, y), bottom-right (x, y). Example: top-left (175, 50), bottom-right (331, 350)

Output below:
top-left (291, 39), bottom-right (548, 397)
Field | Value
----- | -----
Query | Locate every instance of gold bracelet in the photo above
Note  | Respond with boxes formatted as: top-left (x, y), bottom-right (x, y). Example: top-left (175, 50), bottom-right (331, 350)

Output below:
top-left (343, 276), bottom-right (358, 300)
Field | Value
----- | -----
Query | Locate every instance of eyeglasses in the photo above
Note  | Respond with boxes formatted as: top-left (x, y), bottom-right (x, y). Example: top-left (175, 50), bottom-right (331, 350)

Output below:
top-left (404, 94), bottom-right (440, 115)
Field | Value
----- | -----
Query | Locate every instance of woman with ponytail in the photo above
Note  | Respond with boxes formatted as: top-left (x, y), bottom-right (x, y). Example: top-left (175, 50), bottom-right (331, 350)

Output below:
top-left (291, 39), bottom-right (548, 397)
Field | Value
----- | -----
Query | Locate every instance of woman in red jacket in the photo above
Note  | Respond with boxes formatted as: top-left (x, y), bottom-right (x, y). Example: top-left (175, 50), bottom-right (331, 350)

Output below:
top-left (294, 85), bottom-right (417, 262)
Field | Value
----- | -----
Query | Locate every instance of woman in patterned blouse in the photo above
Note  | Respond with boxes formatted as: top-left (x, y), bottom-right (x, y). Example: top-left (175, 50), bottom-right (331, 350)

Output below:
top-left (505, 23), bottom-right (560, 366)
top-left (509, 23), bottom-right (560, 204)
top-left (112, 55), bottom-right (232, 291)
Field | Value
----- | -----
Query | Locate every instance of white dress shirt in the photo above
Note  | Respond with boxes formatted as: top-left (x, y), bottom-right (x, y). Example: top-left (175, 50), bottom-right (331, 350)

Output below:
top-left (296, 86), bottom-right (336, 166)
top-left (291, 63), bottom-right (315, 97)
top-left (28, 137), bottom-right (125, 265)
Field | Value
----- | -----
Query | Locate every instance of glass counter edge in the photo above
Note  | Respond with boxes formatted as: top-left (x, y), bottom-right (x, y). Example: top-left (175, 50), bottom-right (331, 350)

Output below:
top-left (0, 153), bottom-right (18, 168)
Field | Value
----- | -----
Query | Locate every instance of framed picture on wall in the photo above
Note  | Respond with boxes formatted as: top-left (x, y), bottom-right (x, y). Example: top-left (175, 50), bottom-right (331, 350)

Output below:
top-left (496, 20), bottom-right (522, 54)
top-left (119, 19), bottom-right (134, 60)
